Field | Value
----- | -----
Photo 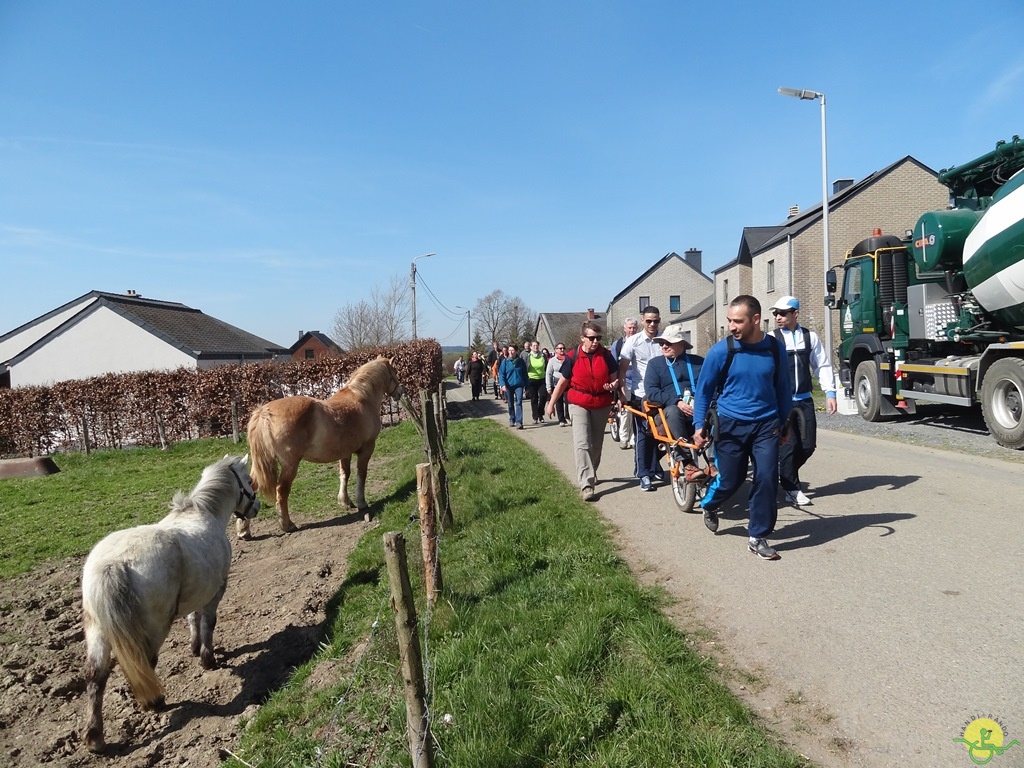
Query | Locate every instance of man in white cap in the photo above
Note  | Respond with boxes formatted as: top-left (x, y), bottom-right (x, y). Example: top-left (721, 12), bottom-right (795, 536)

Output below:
top-left (643, 322), bottom-right (707, 483)
top-left (771, 295), bottom-right (837, 506)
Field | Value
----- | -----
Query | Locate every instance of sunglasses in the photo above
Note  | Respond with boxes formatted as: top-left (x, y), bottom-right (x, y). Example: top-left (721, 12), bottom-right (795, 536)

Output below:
top-left (643, 319), bottom-right (660, 324)
top-left (555, 346), bottom-right (565, 350)
top-left (772, 309), bottom-right (795, 317)
top-left (583, 335), bottom-right (602, 341)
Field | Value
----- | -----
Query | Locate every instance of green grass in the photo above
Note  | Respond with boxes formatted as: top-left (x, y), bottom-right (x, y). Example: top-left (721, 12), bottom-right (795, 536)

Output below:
top-left (1, 423), bottom-right (813, 767)
top-left (227, 421), bottom-right (813, 768)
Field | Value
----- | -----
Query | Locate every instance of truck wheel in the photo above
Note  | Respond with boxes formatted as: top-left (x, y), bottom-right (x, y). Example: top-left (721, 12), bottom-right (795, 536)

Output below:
top-left (854, 360), bottom-right (884, 422)
top-left (981, 358), bottom-right (1024, 449)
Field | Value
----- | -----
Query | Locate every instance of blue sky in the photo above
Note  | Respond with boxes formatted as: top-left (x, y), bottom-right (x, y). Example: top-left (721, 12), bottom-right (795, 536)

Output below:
top-left (3, 1), bottom-right (1024, 347)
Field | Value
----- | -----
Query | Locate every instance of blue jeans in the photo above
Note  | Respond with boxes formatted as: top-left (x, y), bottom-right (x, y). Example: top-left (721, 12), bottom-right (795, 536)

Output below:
top-left (630, 397), bottom-right (659, 480)
top-left (701, 413), bottom-right (781, 539)
top-left (505, 386), bottom-right (524, 426)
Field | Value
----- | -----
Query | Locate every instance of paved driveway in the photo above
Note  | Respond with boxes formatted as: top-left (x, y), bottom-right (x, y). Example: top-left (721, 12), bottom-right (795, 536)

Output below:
top-left (448, 383), bottom-right (1024, 768)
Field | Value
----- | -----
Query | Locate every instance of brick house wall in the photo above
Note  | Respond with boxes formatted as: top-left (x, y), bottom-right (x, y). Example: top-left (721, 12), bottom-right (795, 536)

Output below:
top-left (606, 251), bottom-right (713, 333)
top-left (750, 159), bottom-right (947, 351)
top-left (711, 261), bottom-right (752, 340)
top-left (291, 334), bottom-right (339, 362)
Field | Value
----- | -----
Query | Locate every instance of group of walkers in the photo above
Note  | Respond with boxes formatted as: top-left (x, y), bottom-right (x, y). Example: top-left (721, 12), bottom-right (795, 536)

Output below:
top-left (538, 294), bottom-right (835, 562)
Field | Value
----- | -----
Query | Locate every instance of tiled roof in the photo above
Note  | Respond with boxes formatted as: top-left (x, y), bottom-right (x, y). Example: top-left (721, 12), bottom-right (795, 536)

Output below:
top-left (288, 330), bottom-right (344, 355)
top-left (538, 311), bottom-right (603, 347)
top-left (98, 294), bottom-right (286, 358)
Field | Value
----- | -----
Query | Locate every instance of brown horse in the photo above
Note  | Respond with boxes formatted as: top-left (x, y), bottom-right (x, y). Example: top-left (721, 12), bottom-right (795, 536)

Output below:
top-left (239, 356), bottom-right (403, 538)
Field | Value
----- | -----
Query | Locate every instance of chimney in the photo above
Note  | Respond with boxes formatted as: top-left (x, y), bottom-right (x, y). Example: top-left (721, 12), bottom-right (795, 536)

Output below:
top-left (683, 248), bottom-right (702, 273)
top-left (788, 205), bottom-right (800, 219)
top-left (126, 289), bottom-right (137, 297)
top-left (587, 308), bottom-right (596, 320)
top-left (298, 330), bottom-right (304, 339)
top-left (833, 178), bottom-right (854, 195)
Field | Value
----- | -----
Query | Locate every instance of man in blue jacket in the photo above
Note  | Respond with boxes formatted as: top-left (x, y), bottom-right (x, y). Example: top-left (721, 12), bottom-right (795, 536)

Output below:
top-left (498, 344), bottom-right (528, 430)
top-left (693, 295), bottom-right (793, 561)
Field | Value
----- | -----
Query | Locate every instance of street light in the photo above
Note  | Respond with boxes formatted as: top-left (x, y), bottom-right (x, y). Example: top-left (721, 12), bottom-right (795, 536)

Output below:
top-left (410, 252), bottom-right (435, 340)
top-left (456, 305), bottom-right (472, 354)
top-left (778, 86), bottom-right (834, 361)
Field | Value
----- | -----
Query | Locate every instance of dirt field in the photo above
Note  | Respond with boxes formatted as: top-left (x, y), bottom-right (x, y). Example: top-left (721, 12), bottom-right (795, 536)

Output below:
top-left (0, 510), bottom-right (369, 767)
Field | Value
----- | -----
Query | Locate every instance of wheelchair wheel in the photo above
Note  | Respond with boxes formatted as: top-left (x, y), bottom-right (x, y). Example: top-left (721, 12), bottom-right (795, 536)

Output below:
top-left (672, 472), bottom-right (697, 512)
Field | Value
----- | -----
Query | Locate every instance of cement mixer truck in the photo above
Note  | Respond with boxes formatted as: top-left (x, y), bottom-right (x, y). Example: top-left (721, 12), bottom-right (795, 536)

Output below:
top-left (826, 136), bottom-right (1024, 448)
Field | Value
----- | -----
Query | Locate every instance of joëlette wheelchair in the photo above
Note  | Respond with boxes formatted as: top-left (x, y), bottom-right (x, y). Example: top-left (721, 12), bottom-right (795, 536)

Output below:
top-left (622, 399), bottom-right (718, 512)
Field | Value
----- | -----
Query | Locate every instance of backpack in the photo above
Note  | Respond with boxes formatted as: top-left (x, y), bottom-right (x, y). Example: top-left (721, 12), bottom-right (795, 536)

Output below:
top-left (713, 333), bottom-right (783, 397)
top-left (702, 333), bottom-right (783, 440)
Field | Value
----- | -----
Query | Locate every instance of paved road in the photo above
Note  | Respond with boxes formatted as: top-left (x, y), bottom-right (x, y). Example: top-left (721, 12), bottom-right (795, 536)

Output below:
top-left (447, 383), bottom-right (1024, 768)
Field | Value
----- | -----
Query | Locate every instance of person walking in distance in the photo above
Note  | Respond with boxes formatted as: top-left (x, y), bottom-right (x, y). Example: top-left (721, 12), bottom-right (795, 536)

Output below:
top-left (693, 295), bottom-right (793, 561)
top-left (498, 343), bottom-right (527, 429)
top-left (467, 350), bottom-right (487, 402)
top-left (522, 340), bottom-right (548, 424)
top-left (771, 295), bottom-right (837, 506)
top-left (486, 341), bottom-right (502, 399)
top-left (545, 342), bottom-right (570, 426)
top-left (610, 317), bottom-right (639, 450)
top-left (546, 321), bottom-right (620, 501)
top-left (643, 322), bottom-right (707, 482)
top-left (618, 306), bottom-right (664, 491)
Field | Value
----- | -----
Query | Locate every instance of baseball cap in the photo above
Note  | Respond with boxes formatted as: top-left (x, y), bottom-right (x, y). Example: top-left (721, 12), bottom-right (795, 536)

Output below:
top-left (771, 296), bottom-right (800, 312)
top-left (653, 323), bottom-right (693, 347)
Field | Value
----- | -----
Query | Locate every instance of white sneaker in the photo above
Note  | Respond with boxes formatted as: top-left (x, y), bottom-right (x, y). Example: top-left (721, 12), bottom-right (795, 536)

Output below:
top-left (785, 489), bottom-right (811, 506)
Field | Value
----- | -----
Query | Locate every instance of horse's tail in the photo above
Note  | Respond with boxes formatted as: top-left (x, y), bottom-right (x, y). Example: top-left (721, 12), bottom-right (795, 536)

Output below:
top-left (247, 405), bottom-right (279, 498)
top-left (82, 561), bottom-right (164, 706)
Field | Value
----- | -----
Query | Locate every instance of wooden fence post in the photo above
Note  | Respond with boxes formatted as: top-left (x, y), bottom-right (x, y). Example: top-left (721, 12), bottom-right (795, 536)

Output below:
top-left (431, 392), bottom-right (446, 459)
top-left (383, 532), bottom-right (434, 768)
top-left (156, 414), bottom-right (168, 451)
top-left (231, 399), bottom-right (240, 444)
top-left (421, 397), bottom-right (453, 532)
top-left (81, 415), bottom-right (91, 456)
top-left (417, 463), bottom-right (442, 605)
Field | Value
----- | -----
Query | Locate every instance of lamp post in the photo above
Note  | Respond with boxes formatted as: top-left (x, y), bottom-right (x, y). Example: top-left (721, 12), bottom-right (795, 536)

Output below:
top-left (778, 86), bottom-right (833, 359)
top-left (410, 252), bottom-right (435, 340)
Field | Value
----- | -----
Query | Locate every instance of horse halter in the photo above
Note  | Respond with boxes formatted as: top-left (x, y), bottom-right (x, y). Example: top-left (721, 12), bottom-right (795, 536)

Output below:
top-left (228, 465), bottom-right (260, 519)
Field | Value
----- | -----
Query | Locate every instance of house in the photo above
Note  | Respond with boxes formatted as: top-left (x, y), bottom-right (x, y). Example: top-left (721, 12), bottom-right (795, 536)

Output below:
top-left (605, 249), bottom-right (715, 353)
top-left (0, 290), bottom-right (287, 388)
top-left (711, 226), bottom-right (785, 338)
top-left (534, 309), bottom-right (604, 352)
top-left (289, 330), bottom-right (344, 361)
top-left (716, 156), bottom-right (948, 349)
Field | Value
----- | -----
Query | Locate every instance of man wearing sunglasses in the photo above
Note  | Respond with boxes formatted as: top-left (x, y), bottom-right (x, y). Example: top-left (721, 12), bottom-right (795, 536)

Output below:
top-left (771, 295), bottom-right (836, 507)
top-left (618, 306), bottom-right (664, 491)
top-left (546, 321), bottom-right (620, 500)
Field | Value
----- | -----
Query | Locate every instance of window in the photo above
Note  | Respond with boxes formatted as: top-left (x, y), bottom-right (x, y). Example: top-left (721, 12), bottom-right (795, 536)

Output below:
top-left (722, 279), bottom-right (729, 305)
top-left (305, 349), bottom-right (315, 360)
top-left (670, 295), bottom-right (680, 314)
top-left (639, 296), bottom-right (650, 312)
top-left (767, 260), bottom-right (775, 292)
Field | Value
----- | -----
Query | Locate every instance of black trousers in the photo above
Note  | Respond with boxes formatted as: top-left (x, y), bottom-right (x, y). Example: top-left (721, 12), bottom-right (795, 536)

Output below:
top-left (778, 398), bottom-right (816, 491)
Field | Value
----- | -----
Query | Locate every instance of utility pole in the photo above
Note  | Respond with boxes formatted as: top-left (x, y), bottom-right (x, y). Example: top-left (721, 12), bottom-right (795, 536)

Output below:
top-left (410, 253), bottom-right (435, 339)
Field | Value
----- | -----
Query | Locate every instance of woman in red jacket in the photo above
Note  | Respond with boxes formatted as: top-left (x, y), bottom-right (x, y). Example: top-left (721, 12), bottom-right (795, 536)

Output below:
top-left (546, 321), bottom-right (620, 501)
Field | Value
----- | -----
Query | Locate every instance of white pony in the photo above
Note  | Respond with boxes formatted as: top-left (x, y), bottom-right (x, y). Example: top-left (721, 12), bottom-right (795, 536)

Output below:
top-left (81, 454), bottom-right (260, 753)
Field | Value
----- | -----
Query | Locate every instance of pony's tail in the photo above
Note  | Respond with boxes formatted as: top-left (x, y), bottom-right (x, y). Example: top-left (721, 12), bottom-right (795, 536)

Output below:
top-left (247, 406), bottom-right (279, 498)
top-left (82, 562), bottom-right (164, 706)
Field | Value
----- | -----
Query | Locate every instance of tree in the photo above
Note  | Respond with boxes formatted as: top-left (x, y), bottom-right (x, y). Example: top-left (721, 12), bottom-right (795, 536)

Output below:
top-left (332, 275), bottom-right (412, 351)
top-left (473, 290), bottom-right (536, 346)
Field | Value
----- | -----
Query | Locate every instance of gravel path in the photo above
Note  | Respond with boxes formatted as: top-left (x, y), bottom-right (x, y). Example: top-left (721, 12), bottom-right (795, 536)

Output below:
top-left (818, 403), bottom-right (1024, 464)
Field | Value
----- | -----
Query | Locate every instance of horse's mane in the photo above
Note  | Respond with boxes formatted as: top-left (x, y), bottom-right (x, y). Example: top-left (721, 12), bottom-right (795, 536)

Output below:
top-left (170, 455), bottom-right (240, 515)
top-left (343, 357), bottom-right (395, 400)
